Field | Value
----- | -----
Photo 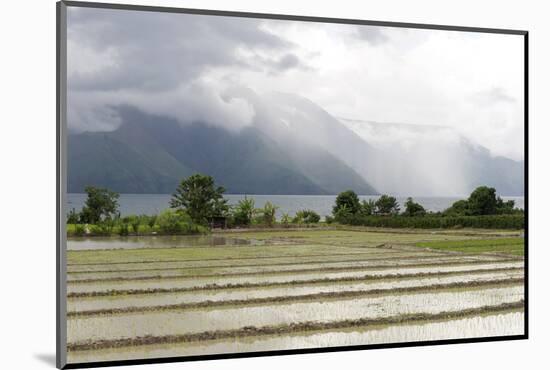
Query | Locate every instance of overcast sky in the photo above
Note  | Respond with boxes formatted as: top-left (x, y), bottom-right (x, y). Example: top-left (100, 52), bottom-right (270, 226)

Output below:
top-left (67, 6), bottom-right (525, 161)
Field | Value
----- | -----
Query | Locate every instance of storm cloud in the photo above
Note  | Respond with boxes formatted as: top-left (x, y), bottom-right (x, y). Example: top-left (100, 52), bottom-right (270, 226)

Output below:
top-left (67, 7), bottom-right (308, 132)
top-left (67, 6), bottom-right (524, 165)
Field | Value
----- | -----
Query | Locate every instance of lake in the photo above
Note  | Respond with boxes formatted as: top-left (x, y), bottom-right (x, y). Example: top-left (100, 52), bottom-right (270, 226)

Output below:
top-left (67, 194), bottom-right (524, 218)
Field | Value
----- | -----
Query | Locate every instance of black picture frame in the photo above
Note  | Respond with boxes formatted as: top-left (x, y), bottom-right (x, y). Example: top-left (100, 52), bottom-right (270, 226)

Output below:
top-left (56, 1), bottom-right (529, 368)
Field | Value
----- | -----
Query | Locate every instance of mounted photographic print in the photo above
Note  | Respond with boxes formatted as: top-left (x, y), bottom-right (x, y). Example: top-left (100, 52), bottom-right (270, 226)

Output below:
top-left (56, 1), bottom-right (528, 368)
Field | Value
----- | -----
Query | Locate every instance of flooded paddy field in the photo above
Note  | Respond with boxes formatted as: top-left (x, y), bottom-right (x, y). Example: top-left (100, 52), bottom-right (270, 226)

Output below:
top-left (68, 311), bottom-right (524, 363)
top-left (66, 228), bottom-right (525, 364)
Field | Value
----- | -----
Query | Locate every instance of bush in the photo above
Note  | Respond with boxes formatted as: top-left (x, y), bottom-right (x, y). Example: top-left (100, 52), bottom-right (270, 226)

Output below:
top-left (118, 222), bottom-right (130, 236)
top-left (334, 214), bottom-right (524, 230)
top-left (157, 209), bottom-right (185, 234)
top-left (74, 224), bottom-right (86, 236)
top-left (280, 213), bottom-right (291, 228)
top-left (156, 209), bottom-right (207, 235)
top-left (232, 197), bottom-right (256, 226)
top-left (90, 220), bottom-right (114, 236)
top-left (146, 215), bottom-right (157, 228)
top-left (127, 215), bottom-right (140, 234)
top-left (67, 208), bottom-right (80, 224)
top-left (261, 202), bottom-right (279, 227)
top-left (294, 209), bottom-right (321, 224)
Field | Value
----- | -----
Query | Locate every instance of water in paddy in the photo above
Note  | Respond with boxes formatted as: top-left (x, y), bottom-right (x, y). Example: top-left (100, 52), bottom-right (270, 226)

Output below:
top-left (68, 193), bottom-right (524, 218)
top-left (67, 235), bottom-right (269, 251)
top-left (66, 260), bottom-right (523, 282)
top-left (67, 286), bottom-right (524, 342)
top-left (67, 311), bottom-right (524, 363)
top-left (67, 271), bottom-right (524, 312)
top-left (66, 264), bottom-right (523, 294)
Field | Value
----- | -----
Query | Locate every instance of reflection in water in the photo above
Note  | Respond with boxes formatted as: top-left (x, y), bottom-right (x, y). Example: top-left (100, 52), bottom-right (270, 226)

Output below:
top-left (67, 235), bottom-right (265, 250)
top-left (67, 286), bottom-right (523, 342)
top-left (67, 271), bottom-right (524, 312)
top-left (66, 268), bottom-right (523, 295)
top-left (67, 311), bottom-right (524, 363)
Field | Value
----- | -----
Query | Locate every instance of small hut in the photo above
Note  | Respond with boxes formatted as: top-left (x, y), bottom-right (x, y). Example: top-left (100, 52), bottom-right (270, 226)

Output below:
top-left (209, 216), bottom-right (227, 229)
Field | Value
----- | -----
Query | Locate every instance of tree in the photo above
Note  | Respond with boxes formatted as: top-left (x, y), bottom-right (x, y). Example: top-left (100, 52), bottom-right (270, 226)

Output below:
top-left (496, 197), bottom-right (516, 214)
top-left (80, 186), bottom-right (120, 224)
top-left (67, 208), bottom-right (80, 224)
top-left (280, 213), bottom-right (291, 228)
top-left (467, 186), bottom-right (497, 215)
top-left (333, 190), bottom-right (361, 215)
top-left (170, 174), bottom-right (227, 225)
top-left (261, 201), bottom-right (279, 226)
top-left (375, 194), bottom-right (400, 215)
top-left (233, 196), bottom-right (256, 226)
top-left (359, 199), bottom-right (376, 216)
top-left (444, 199), bottom-right (470, 216)
top-left (403, 197), bottom-right (426, 217)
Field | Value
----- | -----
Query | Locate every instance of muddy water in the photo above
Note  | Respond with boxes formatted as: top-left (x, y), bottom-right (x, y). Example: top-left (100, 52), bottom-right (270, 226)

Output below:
top-left (67, 271), bottom-right (524, 312)
top-left (67, 286), bottom-right (523, 342)
top-left (67, 235), bottom-right (275, 250)
top-left (67, 311), bottom-right (523, 363)
top-left (66, 263), bottom-right (524, 294)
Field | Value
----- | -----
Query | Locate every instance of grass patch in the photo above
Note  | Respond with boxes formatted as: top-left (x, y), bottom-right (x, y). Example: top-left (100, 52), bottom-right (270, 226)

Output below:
top-left (415, 238), bottom-right (525, 256)
top-left (218, 229), bottom-right (481, 247)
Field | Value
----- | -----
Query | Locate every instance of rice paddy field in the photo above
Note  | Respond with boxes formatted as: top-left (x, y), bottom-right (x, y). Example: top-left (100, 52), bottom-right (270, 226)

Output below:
top-left (65, 228), bottom-right (525, 364)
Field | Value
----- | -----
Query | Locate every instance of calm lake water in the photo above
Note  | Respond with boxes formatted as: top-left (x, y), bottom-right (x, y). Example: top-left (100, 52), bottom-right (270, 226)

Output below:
top-left (67, 193), bottom-right (524, 218)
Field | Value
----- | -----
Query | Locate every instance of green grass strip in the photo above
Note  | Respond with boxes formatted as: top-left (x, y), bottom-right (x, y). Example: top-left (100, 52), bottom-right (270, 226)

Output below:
top-left (68, 265), bottom-right (523, 285)
top-left (67, 256), bottom-right (521, 276)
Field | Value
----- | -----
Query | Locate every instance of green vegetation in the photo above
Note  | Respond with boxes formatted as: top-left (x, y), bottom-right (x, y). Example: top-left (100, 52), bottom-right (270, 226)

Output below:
top-left (232, 196), bottom-right (256, 227)
top-left (67, 179), bottom-right (523, 237)
top-left (67, 185), bottom-right (207, 237)
top-left (80, 186), bottom-right (120, 224)
top-left (331, 187), bottom-right (523, 230)
top-left (403, 197), bottom-right (426, 217)
top-left (444, 186), bottom-right (522, 216)
top-left (415, 237), bottom-right (524, 256)
top-left (259, 201), bottom-right (279, 227)
top-left (293, 209), bottom-right (321, 224)
top-left (338, 214), bottom-right (524, 230)
top-left (170, 174), bottom-right (228, 225)
top-left (375, 195), bottom-right (400, 215)
top-left (333, 190), bottom-right (361, 215)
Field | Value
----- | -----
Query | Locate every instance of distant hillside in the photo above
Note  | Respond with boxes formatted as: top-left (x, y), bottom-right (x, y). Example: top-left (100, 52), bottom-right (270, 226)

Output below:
top-left (68, 106), bottom-right (378, 195)
top-left (68, 92), bottom-right (524, 197)
top-left (340, 119), bottom-right (524, 196)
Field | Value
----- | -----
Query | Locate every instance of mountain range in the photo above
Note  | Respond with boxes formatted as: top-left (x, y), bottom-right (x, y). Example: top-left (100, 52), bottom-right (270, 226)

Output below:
top-left (68, 91), bottom-right (524, 196)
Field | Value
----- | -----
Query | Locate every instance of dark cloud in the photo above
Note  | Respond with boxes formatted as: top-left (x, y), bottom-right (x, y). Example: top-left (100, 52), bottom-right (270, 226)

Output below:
top-left (355, 26), bottom-right (389, 46)
top-left (67, 7), bottom-right (294, 92)
top-left (67, 7), bottom-right (306, 132)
